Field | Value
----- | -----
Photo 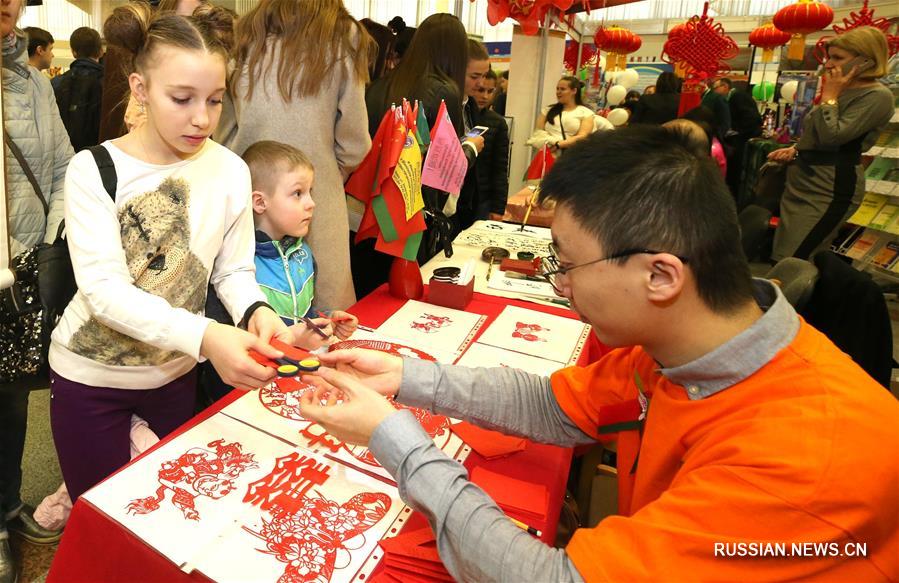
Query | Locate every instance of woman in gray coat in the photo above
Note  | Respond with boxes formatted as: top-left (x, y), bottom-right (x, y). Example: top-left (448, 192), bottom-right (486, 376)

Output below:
top-left (1, 0), bottom-right (74, 578)
top-left (216, 0), bottom-right (375, 311)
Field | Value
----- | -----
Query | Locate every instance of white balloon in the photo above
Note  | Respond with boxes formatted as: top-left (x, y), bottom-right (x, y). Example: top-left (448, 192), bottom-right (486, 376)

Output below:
top-left (607, 108), bottom-right (630, 126)
top-left (780, 80), bottom-right (798, 103)
top-left (607, 84), bottom-right (627, 105)
top-left (618, 68), bottom-right (640, 89)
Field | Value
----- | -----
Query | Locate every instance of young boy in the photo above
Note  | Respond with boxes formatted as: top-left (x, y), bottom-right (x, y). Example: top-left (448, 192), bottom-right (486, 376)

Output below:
top-left (242, 140), bottom-right (358, 349)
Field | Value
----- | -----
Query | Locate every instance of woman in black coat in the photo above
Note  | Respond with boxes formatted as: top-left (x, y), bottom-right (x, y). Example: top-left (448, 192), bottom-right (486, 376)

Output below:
top-left (631, 71), bottom-right (681, 125)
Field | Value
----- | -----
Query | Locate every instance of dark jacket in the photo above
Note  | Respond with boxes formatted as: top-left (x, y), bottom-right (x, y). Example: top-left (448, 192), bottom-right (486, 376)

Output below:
top-left (728, 89), bottom-right (762, 138)
top-left (631, 93), bottom-right (679, 125)
top-left (701, 89), bottom-right (732, 136)
top-left (474, 106), bottom-right (510, 216)
top-left (492, 90), bottom-right (507, 116)
top-left (802, 251), bottom-right (893, 388)
top-left (52, 58), bottom-right (103, 152)
top-left (365, 72), bottom-right (464, 139)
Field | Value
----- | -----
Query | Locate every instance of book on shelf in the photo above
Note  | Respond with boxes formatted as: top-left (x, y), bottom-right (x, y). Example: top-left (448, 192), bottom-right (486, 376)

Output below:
top-left (844, 229), bottom-right (882, 260)
top-left (868, 202), bottom-right (899, 231)
top-left (872, 241), bottom-right (899, 270)
top-left (849, 193), bottom-right (888, 225)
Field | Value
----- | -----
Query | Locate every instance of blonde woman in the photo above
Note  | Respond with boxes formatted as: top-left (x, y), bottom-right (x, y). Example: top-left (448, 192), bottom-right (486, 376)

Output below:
top-left (216, 0), bottom-right (375, 311)
top-left (770, 26), bottom-right (893, 260)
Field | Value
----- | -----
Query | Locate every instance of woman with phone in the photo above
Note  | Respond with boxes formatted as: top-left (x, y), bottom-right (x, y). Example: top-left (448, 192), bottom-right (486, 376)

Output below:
top-left (769, 26), bottom-right (893, 261)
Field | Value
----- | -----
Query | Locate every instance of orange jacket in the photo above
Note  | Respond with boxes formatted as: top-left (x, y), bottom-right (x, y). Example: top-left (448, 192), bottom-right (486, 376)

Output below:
top-left (553, 320), bottom-right (899, 581)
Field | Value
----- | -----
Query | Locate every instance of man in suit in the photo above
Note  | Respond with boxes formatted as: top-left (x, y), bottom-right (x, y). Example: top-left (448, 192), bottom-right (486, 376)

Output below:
top-left (472, 69), bottom-right (510, 221)
top-left (713, 77), bottom-right (762, 201)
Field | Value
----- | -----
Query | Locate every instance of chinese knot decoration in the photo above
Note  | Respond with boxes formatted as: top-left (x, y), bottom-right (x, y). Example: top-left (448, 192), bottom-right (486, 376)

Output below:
top-left (666, 19), bottom-right (696, 77)
top-left (486, 0), bottom-right (575, 36)
top-left (813, 0), bottom-right (899, 62)
top-left (661, 2), bottom-right (738, 116)
top-left (594, 25), bottom-right (642, 71)
top-left (563, 40), bottom-right (597, 74)
top-left (773, 0), bottom-right (834, 61)
top-left (749, 23), bottom-right (792, 63)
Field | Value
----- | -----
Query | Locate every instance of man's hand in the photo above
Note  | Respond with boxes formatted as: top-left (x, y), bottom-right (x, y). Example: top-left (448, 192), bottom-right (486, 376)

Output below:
top-left (329, 310), bottom-right (359, 340)
top-left (248, 306), bottom-right (293, 345)
top-left (200, 322), bottom-right (279, 390)
top-left (299, 369), bottom-right (399, 446)
top-left (312, 348), bottom-right (403, 397)
top-left (464, 135), bottom-right (485, 153)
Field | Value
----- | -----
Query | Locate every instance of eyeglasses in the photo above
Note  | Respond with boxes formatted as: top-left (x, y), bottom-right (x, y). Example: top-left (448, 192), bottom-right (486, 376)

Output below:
top-left (540, 242), bottom-right (689, 293)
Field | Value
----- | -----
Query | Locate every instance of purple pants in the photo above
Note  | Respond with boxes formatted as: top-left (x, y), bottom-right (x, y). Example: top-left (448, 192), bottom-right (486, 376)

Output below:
top-left (49, 368), bottom-right (197, 501)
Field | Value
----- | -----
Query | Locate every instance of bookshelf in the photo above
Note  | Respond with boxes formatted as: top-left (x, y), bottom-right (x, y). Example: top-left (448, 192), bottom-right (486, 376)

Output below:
top-left (832, 81), bottom-right (899, 279)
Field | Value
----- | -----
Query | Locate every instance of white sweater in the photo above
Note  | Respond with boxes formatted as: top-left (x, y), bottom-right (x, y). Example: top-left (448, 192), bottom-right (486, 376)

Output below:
top-left (49, 140), bottom-right (265, 390)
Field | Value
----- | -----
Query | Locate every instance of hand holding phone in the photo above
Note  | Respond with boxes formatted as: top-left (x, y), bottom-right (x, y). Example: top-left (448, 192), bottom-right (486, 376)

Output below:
top-left (466, 125), bottom-right (489, 138)
top-left (841, 56), bottom-right (874, 77)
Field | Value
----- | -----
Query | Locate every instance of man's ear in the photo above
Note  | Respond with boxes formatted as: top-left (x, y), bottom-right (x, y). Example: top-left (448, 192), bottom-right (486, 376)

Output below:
top-left (645, 253), bottom-right (686, 304)
top-left (251, 190), bottom-right (267, 215)
top-left (128, 72), bottom-right (149, 108)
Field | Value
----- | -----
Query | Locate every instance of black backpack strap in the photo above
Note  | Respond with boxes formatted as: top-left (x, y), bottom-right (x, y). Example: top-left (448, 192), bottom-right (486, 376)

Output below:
top-left (87, 145), bottom-right (117, 201)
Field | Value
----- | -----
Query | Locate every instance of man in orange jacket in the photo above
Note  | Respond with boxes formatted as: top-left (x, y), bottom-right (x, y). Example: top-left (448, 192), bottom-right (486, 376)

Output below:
top-left (301, 126), bottom-right (899, 582)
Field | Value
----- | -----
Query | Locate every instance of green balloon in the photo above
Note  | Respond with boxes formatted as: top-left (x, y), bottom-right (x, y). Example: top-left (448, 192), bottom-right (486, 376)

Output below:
top-left (752, 81), bottom-right (775, 101)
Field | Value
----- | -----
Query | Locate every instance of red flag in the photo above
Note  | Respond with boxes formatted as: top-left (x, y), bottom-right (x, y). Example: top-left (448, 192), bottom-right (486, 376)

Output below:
top-left (526, 145), bottom-right (556, 180)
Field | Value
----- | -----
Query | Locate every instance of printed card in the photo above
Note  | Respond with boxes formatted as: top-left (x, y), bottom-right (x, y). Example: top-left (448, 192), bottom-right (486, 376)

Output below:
top-left (475, 305), bottom-right (591, 365)
top-left (455, 342), bottom-right (565, 377)
top-left (375, 300), bottom-right (486, 358)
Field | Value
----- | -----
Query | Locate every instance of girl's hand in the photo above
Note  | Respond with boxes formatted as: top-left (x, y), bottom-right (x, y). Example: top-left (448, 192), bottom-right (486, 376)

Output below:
top-left (767, 146), bottom-right (797, 162)
top-left (291, 318), bottom-right (334, 350)
top-left (200, 322), bottom-right (279, 390)
top-left (248, 307), bottom-right (293, 345)
top-left (329, 311), bottom-right (358, 340)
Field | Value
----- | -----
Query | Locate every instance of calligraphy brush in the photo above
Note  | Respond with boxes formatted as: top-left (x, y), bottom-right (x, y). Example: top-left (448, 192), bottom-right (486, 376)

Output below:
top-left (519, 187), bottom-right (539, 232)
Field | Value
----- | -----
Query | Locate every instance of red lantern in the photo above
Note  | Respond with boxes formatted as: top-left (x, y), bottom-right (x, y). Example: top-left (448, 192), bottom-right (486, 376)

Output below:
top-left (594, 25), bottom-right (641, 71)
top-left (486, 0), bottom-right (576, 36)
top-left (773, 0), bottom-right (834, 60)
top-left (749, 23), bottom-right (792, 63)
top-left (563, 40), bottom-right (597, 74)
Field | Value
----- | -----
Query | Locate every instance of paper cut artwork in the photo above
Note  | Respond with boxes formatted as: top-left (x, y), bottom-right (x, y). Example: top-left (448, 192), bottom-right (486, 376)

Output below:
top-left (512, 322), bottom-right (549, 342)
top-left (375, 300), bottom-right (485, 359)
top-left (329, 338), bottom-right (437, 362)
top-left (126, 439), bottom-right (258, 521)
top-left (476, 305), bottom-right (591, 365)
top-left (195, 452), bottom-right (406, 583)
top-left (81, 413), bottom-right (301, 567)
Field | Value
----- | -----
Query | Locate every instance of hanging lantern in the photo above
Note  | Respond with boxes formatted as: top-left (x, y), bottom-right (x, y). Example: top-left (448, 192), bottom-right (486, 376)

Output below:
top-left (594, 25), bottom-right (641, 72)
top-left (773, 0), bottom-right (834, 61)
top-left (749, 23), bottom-right (792, 63)
top-left (563, 40), bottom-right (597, 74)
top-left (813, 0), bottom-right (899, 63)
top-left (486, 0), bottom-right (577, 36)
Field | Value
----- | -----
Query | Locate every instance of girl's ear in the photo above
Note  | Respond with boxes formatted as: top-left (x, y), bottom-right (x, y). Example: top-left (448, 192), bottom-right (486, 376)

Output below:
top-left (129, 72), bottom-right (149, 107)
top-left (251, 190), bottom-right (267, 215)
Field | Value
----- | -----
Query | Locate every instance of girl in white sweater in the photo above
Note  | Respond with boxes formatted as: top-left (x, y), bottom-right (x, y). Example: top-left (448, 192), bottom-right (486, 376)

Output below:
top-left (48, 4), bottom-right (290, 501)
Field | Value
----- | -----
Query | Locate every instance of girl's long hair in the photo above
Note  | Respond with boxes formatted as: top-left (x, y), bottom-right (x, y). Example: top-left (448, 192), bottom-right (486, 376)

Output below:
top-left (233, 0), bottom-right (376, 101)
top-left (385, 13), bottom-right (468, 107)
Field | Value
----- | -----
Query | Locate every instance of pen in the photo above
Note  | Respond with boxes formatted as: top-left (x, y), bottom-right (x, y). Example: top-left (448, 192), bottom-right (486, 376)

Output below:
top-left (301, 315), bottom-right (330, 339)
top-left (509, 517), bottom-right (542, 537)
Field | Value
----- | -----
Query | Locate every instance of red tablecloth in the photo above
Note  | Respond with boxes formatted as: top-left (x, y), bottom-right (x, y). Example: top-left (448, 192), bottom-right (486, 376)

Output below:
top-left (48, 285), bottom-right (606, 582)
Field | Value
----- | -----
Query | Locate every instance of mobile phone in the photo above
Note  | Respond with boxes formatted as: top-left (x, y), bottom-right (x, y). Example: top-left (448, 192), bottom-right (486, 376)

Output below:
top-left (841, 56), bottom-right (874, 76)
top-left (466, 126), bottom-right (489, 138)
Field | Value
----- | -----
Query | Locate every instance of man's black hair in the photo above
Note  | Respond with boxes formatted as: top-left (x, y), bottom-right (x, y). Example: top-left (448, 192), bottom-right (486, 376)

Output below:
top-left (539, 125), bottom-right (755, 313)
top-left (24, 27), bottom-right (53, 57)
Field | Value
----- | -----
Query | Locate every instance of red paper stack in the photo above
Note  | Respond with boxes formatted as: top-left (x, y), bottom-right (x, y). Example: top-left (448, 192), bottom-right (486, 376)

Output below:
top-left (470, 466), bottom-right (549, 529)
top-left (374, 525), bottom-right (453, 582)
top-left (451, 421), bottom-right (527, 460)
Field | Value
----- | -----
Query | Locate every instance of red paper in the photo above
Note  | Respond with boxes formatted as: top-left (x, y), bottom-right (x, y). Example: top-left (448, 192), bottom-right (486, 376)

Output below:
top-left (470, 466), bottom-right (548, 520)
top-left (451, 422), bottom-right (527, 459)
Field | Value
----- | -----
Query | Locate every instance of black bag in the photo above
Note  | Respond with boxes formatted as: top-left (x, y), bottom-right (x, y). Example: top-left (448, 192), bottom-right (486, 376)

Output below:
top-left (53, 69), bottom-right (103, 152)
top-left (753, 161), bottom-right (788, 215)
top-left (0, 139), bottom-right (116, 386)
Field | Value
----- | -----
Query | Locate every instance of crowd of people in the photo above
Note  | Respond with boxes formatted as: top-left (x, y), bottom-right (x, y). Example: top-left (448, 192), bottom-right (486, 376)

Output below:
top-left (0, 0), bottom-right (897, 581)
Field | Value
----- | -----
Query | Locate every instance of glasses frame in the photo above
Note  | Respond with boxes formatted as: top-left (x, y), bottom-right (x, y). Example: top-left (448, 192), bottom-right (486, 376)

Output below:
top-left (540, 243), bottom-right (689, 293)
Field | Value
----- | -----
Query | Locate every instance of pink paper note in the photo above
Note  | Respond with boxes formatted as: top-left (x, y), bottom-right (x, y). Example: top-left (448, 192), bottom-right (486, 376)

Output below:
top-left (421, 101), bottom-right (466, 194)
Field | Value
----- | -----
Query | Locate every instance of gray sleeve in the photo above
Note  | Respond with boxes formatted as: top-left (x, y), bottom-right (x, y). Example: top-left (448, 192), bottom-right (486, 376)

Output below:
top-left (369, 411), bottom-right (586, 583)
top-left (397, 358), bottom-right (595, 448)
top-left (806, 88), bottom-right (894, 147)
